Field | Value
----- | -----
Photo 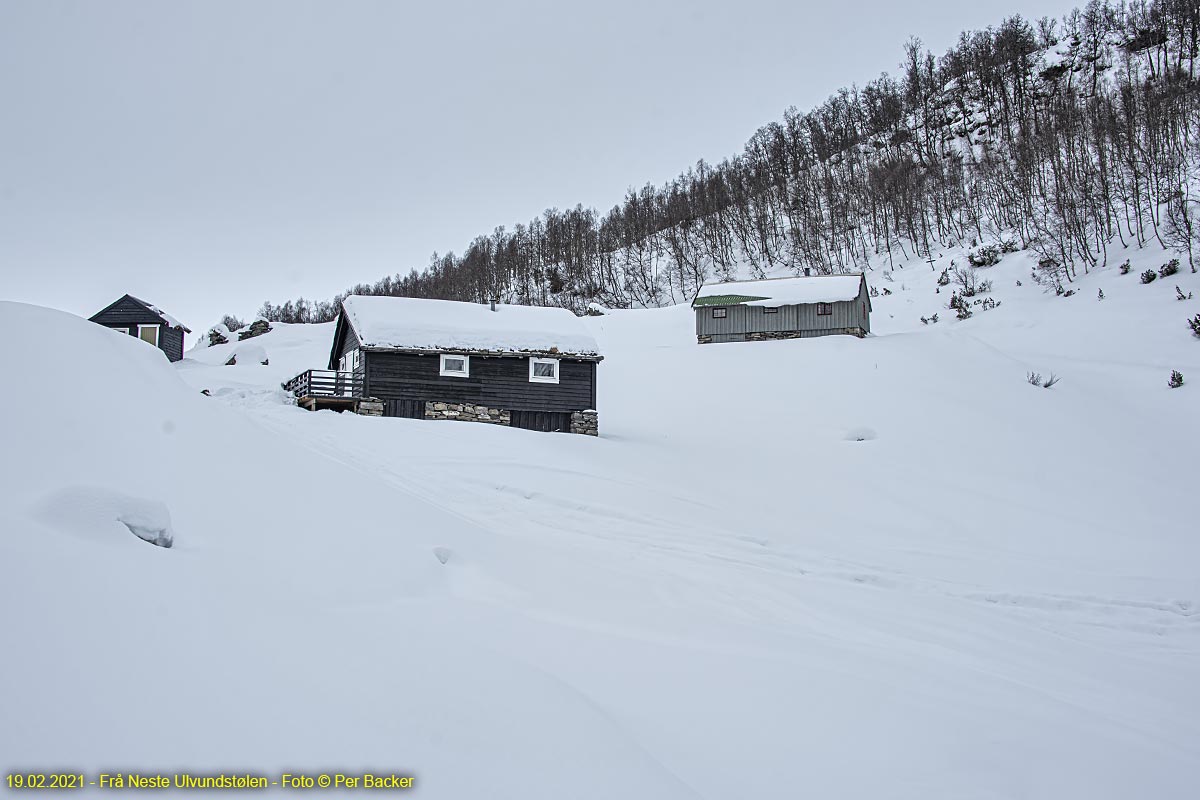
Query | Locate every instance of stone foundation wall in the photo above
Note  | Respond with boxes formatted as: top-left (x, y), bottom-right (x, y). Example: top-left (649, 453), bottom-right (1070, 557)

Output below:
top-left (570, 410), bottom-right (599, 436)
top-left (745, 327), bottom-right (866, 341)
top-left (356, 397), bottom-right (384, 416)
top-left (698, 327), bottom-right (866, 344)
top-left (424, 401), bottom-right (511, 426)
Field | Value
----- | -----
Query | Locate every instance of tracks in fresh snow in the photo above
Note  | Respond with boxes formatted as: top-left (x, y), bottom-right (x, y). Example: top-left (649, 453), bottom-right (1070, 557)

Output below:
top-left (253, 409), bottom-right (1199, 649)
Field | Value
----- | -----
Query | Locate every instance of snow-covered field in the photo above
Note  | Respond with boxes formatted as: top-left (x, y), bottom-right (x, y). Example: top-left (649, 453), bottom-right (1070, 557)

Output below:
top-left (2, 243), bottom-right (1198, 798)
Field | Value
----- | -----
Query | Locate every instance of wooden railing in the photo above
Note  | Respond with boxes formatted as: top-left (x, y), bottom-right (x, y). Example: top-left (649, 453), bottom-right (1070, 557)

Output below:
top-left (282, 369), bottom-right (363, 399)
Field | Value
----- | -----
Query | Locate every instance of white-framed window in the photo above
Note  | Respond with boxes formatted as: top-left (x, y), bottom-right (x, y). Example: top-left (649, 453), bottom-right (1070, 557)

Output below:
top-left (711, 308), bottom-right (727, 318)
top-left (528, 357), bottom-right (560, 384)
top-left (339, 349), bottom-right (360, 373)
top-left (137, 324), bottom-right (159, 347)
top-left (440, 353), bottom-right (470, 377)
top-left (763, 307), bottom-right (779, 314)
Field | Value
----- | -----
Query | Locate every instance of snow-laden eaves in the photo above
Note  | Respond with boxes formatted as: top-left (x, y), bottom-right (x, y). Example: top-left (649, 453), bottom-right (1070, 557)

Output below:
top-left (340, 295), bottom-right (602, 359)
top-left (146, 304), bottom-right (189, 332)
top-left (127, 295), bottom-right (191, 332)
top-left (692, 274), bottom-right (865, 307)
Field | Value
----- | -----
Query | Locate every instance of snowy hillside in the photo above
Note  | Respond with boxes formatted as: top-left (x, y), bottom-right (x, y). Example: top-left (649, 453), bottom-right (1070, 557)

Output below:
top-left (2, 242), bottom-right (1199, 798)
top-left (257, 1), bottom-right (1200, 318)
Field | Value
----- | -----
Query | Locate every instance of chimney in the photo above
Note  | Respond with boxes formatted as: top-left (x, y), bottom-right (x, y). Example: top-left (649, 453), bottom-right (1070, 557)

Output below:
top-left (490, 298), bottom-right (497, 312)
top-left (804, 267), bottom-right (812, 277)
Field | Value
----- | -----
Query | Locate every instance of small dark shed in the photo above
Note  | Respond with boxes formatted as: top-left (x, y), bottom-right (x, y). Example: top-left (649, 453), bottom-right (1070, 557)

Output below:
top-left (692, 273), bottom-right (871, 344)
top-left (286, 295), bottom-right (603, 435)
top-left (89, 294), bottom-right (191, 362)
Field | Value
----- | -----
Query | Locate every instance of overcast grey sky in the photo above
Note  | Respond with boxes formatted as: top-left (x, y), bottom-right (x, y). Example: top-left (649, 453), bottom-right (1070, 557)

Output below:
top-left (1, 0), bottom-right (1080, 330)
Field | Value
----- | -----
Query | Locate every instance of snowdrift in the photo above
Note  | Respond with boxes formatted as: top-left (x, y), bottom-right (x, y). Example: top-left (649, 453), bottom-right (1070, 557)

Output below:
top-left (0, 303), bottom-right (693, 798)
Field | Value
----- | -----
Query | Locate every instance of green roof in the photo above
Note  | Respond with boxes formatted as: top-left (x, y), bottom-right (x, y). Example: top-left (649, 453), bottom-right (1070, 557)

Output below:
top-left (692, 294), bottom-right (769, 307)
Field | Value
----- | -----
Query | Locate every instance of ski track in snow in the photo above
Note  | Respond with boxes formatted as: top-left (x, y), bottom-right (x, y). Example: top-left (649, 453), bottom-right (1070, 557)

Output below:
top-left (255, 397), bottom-right (1200, 653)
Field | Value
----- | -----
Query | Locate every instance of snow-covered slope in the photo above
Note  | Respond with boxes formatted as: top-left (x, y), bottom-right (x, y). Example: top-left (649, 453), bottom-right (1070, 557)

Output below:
top-left (0, 305), bottom-right (691, 797)
top-left (2, 242), bottom-right (1199, 798)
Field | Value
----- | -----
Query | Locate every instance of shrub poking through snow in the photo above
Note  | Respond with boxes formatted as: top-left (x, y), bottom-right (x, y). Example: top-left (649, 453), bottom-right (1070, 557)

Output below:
top-left (1119, 260), bottom-right (1131, 274)
top-left (968, 246), bottom-right (1001, 267)
top-left (1168, 370), bottom-right (1184, 388)
top-left (1062, 289), bottom-right (1076, 297)
top-left (1189, 314), bottom-right (1200, 338)
top-left (1028, 372), bottom-right (1060, 388)
top-left (920, 313), bottom-right (940, 324)
top-left (844, 427), bottom-right (877, 442)
top-left (1000, 238), bottom-right (1019, 253)
top-left (1159, 259), bottom-right (1180, 278)
top-left (1140, 269), bottom-right (1157, 284)
top-left (882, 287), bottom-right (893, 295)
top-left (951, 265), bottom-right (992, 297)
top-left (1176, 286), bottom-right (1192, 301)
top-left (869, 286), bottom-right (880, 297)
top-left (937, 268), bottom-right (951, 287)
top-left (950, 292), bottom-right (973, 319)
top-left (1098, 289), bottom-right (1105, 300)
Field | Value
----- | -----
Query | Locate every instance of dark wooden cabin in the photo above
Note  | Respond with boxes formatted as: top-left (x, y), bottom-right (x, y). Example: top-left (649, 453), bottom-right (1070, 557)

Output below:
top-left (89, 294), bottom-right (191, 362)
top-left (285, 296), bottom-right (603, 435)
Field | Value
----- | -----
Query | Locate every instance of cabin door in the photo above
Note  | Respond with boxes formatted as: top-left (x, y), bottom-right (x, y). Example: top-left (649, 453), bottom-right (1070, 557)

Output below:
top-left (338, 353), bottom-right (352, 396)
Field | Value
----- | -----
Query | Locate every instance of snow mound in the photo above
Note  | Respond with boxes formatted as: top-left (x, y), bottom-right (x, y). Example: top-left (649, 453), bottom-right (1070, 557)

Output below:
top-left (191, 322), bottom-right (231, 349)
top-left (178, 318), bottom-right (338, 399)
top-left (34, 486), bottom-right (175, 548)
top-left (223, 342), bottom-right (268, 366)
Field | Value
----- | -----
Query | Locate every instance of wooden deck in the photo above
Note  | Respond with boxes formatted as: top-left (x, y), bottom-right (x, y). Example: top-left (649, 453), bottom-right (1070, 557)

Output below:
top-left (282, 369), bottom-right (364, 412)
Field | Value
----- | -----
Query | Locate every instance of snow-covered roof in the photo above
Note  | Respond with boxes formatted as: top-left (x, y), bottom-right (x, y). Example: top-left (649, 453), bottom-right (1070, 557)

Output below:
top-left (340, 295), bottom-right (601, 358)
top-left (127, 295), bottom-right (190, 332)
top-left (692, 274), bottom-right (865, 307)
